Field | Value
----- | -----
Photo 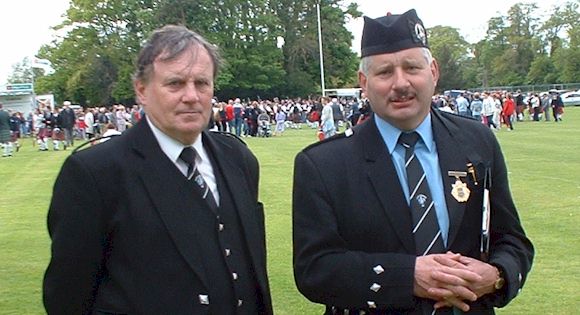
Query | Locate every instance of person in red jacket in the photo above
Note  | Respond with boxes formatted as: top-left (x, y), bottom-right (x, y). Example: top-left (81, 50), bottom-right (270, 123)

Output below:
top-left (502, 93), bottom-right (515, 131)
top-left (225, 99), bottom-right (235, 133)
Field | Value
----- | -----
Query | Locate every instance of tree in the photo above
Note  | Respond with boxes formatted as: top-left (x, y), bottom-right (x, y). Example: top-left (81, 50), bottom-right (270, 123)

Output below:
top-left (427, 26), bottom-right (469, 92)
top-left (273, 0), bottom-right (361, 97)
top-left (7, 57), bottom-right (34, 84)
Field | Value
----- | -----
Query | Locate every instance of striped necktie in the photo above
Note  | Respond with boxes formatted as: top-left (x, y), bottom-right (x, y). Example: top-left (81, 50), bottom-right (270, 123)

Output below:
top-left (398, 132), bottom-right (445, 256)
top-left (399, 132), bottom-right (450, 315)
top-left (179, 146), bottom-right (218, 212)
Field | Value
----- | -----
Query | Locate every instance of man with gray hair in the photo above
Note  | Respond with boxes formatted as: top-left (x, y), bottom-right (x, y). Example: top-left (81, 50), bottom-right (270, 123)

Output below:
top-left (293, 9), bottom-right (533, 314)
top-left (44, 25), bottom-right (273, 315)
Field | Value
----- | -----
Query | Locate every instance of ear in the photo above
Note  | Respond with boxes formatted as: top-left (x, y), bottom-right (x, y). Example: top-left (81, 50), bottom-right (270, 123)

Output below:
top-left (430, 58), bottom-right (440, 87)
top-left (358, 70), bottom-right (368, 95)
top-left (134, 79), bottom-right (147, 106)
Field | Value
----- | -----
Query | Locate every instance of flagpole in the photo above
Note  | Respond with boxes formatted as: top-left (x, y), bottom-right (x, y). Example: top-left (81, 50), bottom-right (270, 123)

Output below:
top-left (316, 1), bottom-right (326, 97)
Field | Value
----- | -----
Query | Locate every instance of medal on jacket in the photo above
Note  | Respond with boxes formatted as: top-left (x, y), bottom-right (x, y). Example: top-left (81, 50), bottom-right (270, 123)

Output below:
top-left (448, 171), bottom-right (470, 202)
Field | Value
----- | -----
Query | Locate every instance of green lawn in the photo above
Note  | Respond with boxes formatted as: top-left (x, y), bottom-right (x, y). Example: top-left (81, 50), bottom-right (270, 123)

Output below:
top-left (1, 108), bottom-right (579, 314)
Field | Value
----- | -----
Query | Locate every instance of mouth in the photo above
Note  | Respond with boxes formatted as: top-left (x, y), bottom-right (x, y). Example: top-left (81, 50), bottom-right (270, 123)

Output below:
top-left (177, 110), bottom-right (203, 115)
top-left (390, 94), bottom-right (415, 104)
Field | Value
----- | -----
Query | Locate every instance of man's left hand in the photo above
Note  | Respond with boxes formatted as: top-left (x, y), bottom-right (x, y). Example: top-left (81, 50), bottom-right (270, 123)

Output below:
top-left (433, 254), bottom-right (499, 298)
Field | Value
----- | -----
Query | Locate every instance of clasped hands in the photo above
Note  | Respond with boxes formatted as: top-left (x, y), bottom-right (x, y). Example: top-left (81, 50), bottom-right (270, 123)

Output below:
top-left (414, 252), bottom-right (499, 312)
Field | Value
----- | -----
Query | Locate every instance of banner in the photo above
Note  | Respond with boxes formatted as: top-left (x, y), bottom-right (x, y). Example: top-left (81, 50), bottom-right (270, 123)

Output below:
top-left (31, 57), bottom-right (51, 68)
top-left (31, 57), bottom-right (55, 74)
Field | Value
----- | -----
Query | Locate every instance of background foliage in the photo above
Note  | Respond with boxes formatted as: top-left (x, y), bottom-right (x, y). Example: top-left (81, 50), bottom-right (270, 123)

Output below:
top-left (7, 0), bottom-right (580, 105)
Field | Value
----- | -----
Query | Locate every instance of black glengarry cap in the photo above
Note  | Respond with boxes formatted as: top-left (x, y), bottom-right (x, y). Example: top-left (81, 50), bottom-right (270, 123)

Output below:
top-left (361, 9), bottom-right (428, 57)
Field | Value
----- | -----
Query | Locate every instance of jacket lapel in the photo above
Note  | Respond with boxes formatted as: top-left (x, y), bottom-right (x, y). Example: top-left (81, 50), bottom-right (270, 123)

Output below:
top-left (128, 120), bottom-right (209, 287)
top-left (431, 110), bottom-right (482, 247)
top-left (358, 118), bottom-right (415, 253)
top-left (202, 132), bottom-right (270, 289)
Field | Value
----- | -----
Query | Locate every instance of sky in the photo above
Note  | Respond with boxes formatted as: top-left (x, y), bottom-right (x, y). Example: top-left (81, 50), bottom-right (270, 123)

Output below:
top-left (0, 0), bottom-right (567, 85)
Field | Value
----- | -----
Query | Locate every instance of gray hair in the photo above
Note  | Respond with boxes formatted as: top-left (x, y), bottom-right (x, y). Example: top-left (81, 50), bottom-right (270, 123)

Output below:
top-left (359, 48), bottom-right (433, 75)
top-left (134, 25), bottom-right (221, 83)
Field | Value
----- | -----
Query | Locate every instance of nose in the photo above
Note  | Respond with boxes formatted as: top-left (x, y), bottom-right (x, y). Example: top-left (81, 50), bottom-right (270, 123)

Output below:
top-left (391, 68), bottom-right (410, 91)
top-left (182, 82), bottom-right (200, 103)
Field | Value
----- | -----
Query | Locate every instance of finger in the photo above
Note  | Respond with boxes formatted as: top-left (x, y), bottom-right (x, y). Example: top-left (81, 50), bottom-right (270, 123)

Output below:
top-left (428, 284), bottom-right (477, 302)
top-left (433, 255), bottom-right (470, 270)
top-left (459, 256), bottom-right (477, 264)
top-left (432, 295), bottom-right (471, 312)
top-left (432, 268), bottom-right (482, 284)
top-left (443, 296), bottom-right (471, 312)
top-left (434, 299), bottom-right (453, 309)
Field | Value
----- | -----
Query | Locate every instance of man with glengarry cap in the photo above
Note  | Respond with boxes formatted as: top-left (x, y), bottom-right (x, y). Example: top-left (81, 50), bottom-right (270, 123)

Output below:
top-left (292, 9), bottom-right (533, 314)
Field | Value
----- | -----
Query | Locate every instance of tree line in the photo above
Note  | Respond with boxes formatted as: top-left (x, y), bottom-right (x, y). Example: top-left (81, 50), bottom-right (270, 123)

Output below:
top-left (8, 0), bottom-right (580, 106)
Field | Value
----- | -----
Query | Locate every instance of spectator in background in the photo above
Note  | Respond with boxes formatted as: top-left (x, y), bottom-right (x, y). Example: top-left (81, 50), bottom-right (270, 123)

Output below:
top-left (529, 93), bottom-right (541, 122)
top-left (225, 99), bottom-right (235, 133)
top-left (455, 92), bottom-right (471, 117)
top-left (551, 92), bottom-right (564, 122)
top-left (130, 105), bottom-right (142, 126)
top-left (84, 108), bottom-right (95, 139)
top-left (540, 93), bottom-right (551, 122)
top-left (233, 98), bottom-right (244, 137)
top-left (502, 93), bottom-right (515, 131)
top-left (275, 107), bottom-right (286, 136)
top-left (470, 92), bottom-right (483, 123)
top-left (60, 101), bottom-right (76, 147)
top-left (320, 96), bottom-right (336, 139)
top-left (115, 105), bottom-right (128, 132)
top-left (330, 97), bottom-right (344, 132)
top-left (0, 103), bottom-right (14, 157)
top-left (99, 122), bottom-right (122, 142)
top-left (34, 108), bottom-right (49, 151)
top-left (515, 90), bottom-right (525, 121)
top-left (482, 92), bottom-right (498, 130)
top-left (9, 111), bottom-right (23, 152)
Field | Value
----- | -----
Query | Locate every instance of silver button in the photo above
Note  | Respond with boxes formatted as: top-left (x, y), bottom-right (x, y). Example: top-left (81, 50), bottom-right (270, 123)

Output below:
top-left (198, 294), bottom-right (209, 305)
top-left (225, 249), bottom-right (231, 256)
top-left (237, 299), bottom-right (243, 307)
top-left (370, 283), bottom-right (381, 292)
top-left (232, 272), bottom-right (238, 280)
top-left (367, 301), bottom-right (376, 309)
top-left (518, 272), bottom-right (522, 282)
top-left (219, 223), bottom-right (224, 231)
top-left (373, 265), bottom-right (384, 275)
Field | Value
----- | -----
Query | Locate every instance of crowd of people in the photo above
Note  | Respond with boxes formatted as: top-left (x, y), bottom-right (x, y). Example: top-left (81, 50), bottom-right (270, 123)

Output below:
top-left (1, 86), bottom-right (566, 158)
top-left (0, 102), bottom-right (144, 156)
top-left (432, 89), bottom-right (565, 131)
top-left (208, 95), bottom-right (372, 139)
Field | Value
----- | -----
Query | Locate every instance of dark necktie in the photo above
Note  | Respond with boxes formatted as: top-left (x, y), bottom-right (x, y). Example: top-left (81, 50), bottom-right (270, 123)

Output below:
top-left (179, 147), bottom-right (218, 212)
top-left (399, 132), bottom-right (450, 315)
top-left (398, 132), bottom-right (445, 256)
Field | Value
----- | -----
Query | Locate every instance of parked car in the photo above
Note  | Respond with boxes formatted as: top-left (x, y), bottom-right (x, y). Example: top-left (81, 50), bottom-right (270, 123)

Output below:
top-left (560, 90), bottom-right (580, 106)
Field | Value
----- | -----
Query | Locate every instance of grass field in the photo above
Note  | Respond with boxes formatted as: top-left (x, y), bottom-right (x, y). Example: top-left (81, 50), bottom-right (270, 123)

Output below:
top-left (1, 108), bottom-right (579, 314)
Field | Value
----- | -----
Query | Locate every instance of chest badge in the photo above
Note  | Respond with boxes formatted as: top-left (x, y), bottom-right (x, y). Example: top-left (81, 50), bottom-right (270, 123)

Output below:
top-left (448, 171), bottom-right (470, 203)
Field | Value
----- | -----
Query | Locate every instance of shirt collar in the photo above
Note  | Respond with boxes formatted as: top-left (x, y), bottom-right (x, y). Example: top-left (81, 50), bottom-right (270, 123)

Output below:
top-left (146, 116), bottom-right (204, 163)
top-left (374, 112), bottom-right (434, 154)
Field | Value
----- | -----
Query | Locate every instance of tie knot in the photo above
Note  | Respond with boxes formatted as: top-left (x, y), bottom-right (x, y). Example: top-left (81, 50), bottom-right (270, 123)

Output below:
top-left (398, 132), bottom-right (420, 149)
top-left (179, 146), bottom-right (197, 165)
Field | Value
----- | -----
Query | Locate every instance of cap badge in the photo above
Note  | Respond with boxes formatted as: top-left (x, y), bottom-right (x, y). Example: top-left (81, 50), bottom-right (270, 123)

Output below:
top-left (414, 23), bottom-right (427, 46)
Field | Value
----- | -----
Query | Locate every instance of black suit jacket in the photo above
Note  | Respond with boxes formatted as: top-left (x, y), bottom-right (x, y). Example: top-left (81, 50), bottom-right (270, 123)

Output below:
top-left (43, 119), bottom-right (273, 315)
top-left (293, 109), bottom-right (533, 314)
